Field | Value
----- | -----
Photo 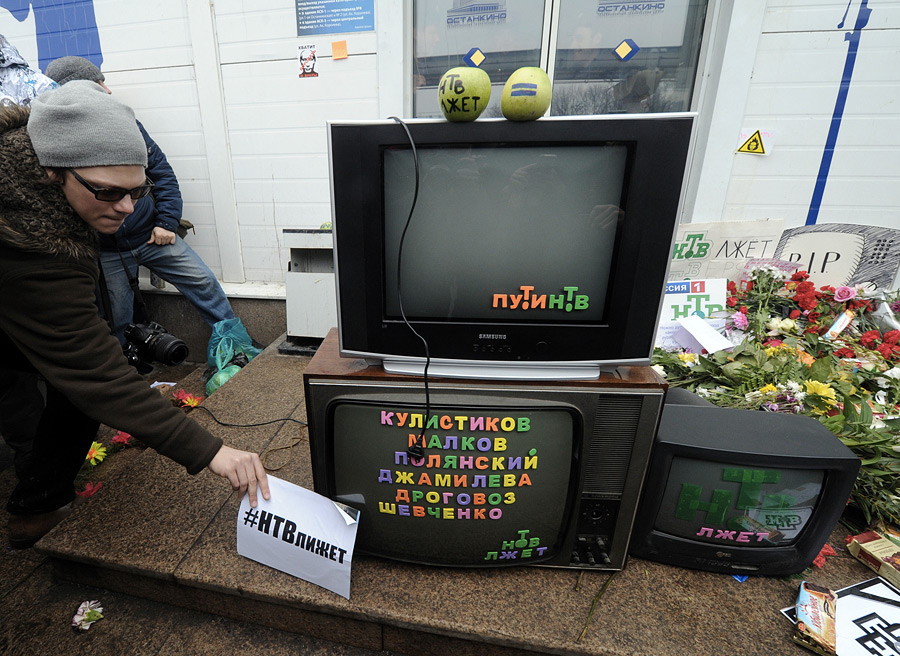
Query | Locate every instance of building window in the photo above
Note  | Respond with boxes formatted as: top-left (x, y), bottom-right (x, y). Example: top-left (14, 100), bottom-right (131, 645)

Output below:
top-left (413, 0), bottom-right (709, 118)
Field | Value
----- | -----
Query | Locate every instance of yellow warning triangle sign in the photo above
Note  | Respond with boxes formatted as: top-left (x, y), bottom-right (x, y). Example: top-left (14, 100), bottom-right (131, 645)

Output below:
top-left (737, 130), bottom-right (766, 155)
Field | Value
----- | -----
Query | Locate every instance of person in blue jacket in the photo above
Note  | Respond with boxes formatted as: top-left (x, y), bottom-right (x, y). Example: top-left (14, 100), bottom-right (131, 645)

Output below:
top-left (45, 56), bottom-right (236, 344)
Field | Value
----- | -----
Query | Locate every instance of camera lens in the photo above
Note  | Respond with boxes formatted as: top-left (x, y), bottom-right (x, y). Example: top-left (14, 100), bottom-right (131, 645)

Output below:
top-left (150, 332), bottom-right (189, 365)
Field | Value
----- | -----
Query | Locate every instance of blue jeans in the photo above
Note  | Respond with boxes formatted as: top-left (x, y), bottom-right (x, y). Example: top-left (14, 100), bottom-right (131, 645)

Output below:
top-left (99, 236), bottom-right (235, 344)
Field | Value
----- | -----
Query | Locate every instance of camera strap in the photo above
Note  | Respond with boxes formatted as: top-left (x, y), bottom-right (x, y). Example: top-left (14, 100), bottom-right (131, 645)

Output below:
top-left (96, 260), bottom-right (116, 336)
top-left (96, 253), bottom-right (150, 333)
top-left (116, 250), bottom-right (150, 325)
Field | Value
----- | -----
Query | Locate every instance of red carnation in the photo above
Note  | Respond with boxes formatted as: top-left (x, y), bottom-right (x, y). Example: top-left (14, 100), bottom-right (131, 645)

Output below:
top-left (876, 343), bottom-right (899, 360)
top-left (834, 347), bottom-right (856, 358)
top-left (726, 296), bottom-right (737, 307)
top-left (884, 330), bottom-right (900, 345)
top-left (791, 271), bottom-right (810, 281)
top-left (797, 294), bottom-right (818, 311)
top-left (860, 330), bottom-right (882, 348)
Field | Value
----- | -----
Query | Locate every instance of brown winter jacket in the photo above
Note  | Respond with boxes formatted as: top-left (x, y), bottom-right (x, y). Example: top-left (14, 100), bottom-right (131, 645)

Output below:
top-left (0, 105), bottom-right (221, 473)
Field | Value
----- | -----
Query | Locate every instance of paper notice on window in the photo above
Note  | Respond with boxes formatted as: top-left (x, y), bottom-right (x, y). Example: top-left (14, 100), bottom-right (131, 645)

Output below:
top-left (237, 475), bottom-right (359, 599)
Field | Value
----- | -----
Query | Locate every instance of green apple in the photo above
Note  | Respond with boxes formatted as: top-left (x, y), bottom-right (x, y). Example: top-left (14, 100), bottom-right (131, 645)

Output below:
top-left (501, 67), bottom-right (552, 121)
top-left (438, 67), bottom-right (492, 122)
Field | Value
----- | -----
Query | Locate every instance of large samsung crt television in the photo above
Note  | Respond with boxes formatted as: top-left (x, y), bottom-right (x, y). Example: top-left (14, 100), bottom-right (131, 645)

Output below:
top-left (304, 367), bottom-right (665, 570)
top-left (328, 114), bottom-right (695, 379)
top-left (629, 398), bottom-right (861, 576)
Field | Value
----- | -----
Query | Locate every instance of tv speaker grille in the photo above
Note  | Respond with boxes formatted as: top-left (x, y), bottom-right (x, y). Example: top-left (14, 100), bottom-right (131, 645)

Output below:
top-left (582, 395), bottom-right (643, 496)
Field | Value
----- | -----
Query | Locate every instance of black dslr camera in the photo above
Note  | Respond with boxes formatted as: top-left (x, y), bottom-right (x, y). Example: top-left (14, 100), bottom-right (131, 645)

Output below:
top-left (123, 321), bottom-right (189, 371)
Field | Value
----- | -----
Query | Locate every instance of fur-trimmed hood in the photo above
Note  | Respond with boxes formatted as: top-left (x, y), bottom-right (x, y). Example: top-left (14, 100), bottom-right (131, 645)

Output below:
top-left (0, 104), bottom-right (97, 260)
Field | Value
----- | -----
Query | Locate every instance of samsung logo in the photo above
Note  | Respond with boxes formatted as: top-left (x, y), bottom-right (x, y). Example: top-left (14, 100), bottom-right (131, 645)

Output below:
top-left (478, 334), bottom-right (507, 340)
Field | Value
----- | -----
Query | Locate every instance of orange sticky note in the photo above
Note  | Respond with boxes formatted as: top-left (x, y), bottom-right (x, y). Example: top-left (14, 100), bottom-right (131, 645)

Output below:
top-left (332, 41), bottom-right (348, 60)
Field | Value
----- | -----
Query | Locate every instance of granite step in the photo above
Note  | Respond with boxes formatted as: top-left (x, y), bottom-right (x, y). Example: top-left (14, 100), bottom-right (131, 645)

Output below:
top-left (29, 340), bottom-right (874, 656)
top-left (0, 346), bottom-right (396, 655)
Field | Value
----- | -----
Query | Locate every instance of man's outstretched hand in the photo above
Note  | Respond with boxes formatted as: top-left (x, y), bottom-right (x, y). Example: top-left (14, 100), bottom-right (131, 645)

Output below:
top-left (208, 445), bottom-right (270, 507)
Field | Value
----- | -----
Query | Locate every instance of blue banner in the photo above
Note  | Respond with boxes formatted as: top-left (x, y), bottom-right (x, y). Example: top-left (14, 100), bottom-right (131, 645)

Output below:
top-left (296, 0), bottom-right (375, 37)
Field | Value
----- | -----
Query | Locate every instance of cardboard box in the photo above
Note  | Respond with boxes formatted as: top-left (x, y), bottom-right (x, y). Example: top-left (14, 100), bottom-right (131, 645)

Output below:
top-left (846, 531), bottom-right (900, 588)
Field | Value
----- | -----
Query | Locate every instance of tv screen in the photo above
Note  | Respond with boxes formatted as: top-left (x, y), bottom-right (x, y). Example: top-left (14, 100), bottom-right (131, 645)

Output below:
top-left (330, 400), bottom-right (577, 566)
top-left (383, 144), bottom-right (627, 323)
top-left (653, 456), bottom-right (825, 547)
top-left (629, 402), bottom-right (861, 575)
top-left (328, 115), bottom-right (696, 379)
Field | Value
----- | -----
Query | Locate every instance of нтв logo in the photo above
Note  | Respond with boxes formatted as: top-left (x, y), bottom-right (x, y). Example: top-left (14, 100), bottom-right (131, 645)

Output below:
top-left (672, 233), bottom-right (711, 260)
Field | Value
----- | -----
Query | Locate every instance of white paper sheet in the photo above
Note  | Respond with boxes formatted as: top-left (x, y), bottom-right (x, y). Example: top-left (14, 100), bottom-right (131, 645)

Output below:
top-left (236, 475), bottom-right (359, 599)
top-left (674, 314), bottom-right (735, 354)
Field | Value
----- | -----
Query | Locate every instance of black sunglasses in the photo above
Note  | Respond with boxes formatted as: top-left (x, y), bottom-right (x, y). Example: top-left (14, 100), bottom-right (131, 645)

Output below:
top-left (67, 168), bottom-right (154, 202)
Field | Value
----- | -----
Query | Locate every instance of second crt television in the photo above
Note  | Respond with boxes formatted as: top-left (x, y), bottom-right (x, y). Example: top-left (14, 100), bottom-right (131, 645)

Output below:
top-left (629, 401), bottom-right (860, 576)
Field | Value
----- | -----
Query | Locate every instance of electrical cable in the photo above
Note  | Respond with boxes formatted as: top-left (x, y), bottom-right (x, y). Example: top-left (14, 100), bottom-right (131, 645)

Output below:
top-left (190, 405), bottom-right (307, 472)
top-left (388, 116), bottom-right (431, 459)
top-left (191, 404), bottom-right (307, 428)
top-left (197, 119), bottom-right (431, 464)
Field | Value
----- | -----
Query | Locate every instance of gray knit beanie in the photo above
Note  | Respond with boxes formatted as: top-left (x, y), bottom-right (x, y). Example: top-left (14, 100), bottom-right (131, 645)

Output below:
top-left (27, 80), bottom-right (148, 168)
top-left (45, 55), bottom-right (106, 85)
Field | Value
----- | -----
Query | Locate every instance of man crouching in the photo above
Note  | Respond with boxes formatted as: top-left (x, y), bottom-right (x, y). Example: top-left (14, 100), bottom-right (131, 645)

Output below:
top-left (0, 81), bottom-right (269, 548)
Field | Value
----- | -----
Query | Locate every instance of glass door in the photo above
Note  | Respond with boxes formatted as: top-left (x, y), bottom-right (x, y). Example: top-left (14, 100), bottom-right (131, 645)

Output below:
top-left (413, 0), bottom-right (710, 118)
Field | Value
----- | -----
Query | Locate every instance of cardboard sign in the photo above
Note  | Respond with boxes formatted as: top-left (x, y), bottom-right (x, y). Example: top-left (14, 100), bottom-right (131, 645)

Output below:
top-left (668, 219), bottom-right (785, 283)
top-left (774, 224), bottom-right (900, 292)
top-left (659, 279), bottom-right (727, 323)
top-left (655, 279), bottom-right (729, 352)
top-left (237, 475), bottom-right (359, 599)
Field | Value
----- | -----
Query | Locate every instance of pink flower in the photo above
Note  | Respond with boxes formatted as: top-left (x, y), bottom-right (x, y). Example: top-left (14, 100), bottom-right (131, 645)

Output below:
top-left (111, 431), bottom-right (133, 446)
top-left (76, 481), bottom-right (103, 498)
top-left (833, 286), bottom-right (857, 302)
top-left (732, 311), bottom-right (749, 330)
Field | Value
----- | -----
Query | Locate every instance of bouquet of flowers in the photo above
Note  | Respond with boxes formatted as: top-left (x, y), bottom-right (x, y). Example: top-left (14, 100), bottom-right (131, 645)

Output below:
top-left (653, 265), bottom-right (900, 529)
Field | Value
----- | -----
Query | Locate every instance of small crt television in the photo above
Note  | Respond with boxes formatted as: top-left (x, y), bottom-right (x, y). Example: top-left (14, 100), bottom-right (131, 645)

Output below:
top-left (304, 341), bottom-right (666, 570)
top-left (327, 114), bottom-right (695, 380)
top-left (629, 396), bottom-right (861, 576)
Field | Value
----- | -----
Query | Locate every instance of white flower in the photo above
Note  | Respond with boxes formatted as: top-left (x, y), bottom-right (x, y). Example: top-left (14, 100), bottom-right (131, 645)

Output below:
top-left (875, 390), bottom-right (888, 406)
top-left (778, 318), bottom-right (797, 333)
top-left (764, 317), bottom-right (797, 335)
top-left (785, 380), bottom-right (802, 394)
top-left (72, 600), bottom-right (103, 631)
top-left (884, 367), bottom-right (900, 380)
top-left (876, 377), bottom-right (891, 388)
top-left (651, 364), bottom-right (666, 378)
